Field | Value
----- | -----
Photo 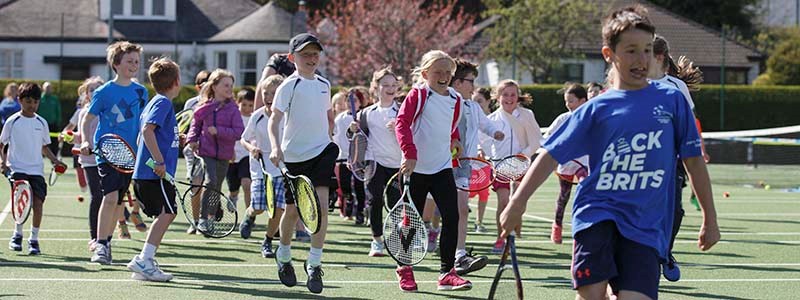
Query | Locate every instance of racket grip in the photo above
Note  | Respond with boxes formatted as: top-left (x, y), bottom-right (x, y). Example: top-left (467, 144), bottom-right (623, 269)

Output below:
top-left (145, 158), bottom-right (174, 181)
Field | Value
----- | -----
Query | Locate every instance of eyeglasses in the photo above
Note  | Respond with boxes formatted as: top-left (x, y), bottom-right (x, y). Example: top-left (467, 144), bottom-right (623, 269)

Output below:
top-left (457, 78), bottom-right (475, 84)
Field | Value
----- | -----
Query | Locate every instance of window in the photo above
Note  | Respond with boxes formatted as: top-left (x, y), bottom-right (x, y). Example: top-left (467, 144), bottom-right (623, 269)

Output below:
top-left (111, 0), bottom-right (123, 15)
top-left (152, 0), bottom-right (165, 16)
top-left (239, 51), bottom-right (257, 86)
top-left (553, 63), bottom-right (583, 83)
top-left (131, 0), bottom-right (144, 15)
top-left (215, 52), bottom-right (227, 69)
top-left (0, 49), bottom-right (23, 78)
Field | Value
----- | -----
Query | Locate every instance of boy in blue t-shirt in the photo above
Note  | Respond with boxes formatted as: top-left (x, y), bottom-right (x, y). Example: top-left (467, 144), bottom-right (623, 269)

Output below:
top-left (126, 58), bottom-right (181, 282)
top-left (500, 6), bottom-right (720, 300)
top-left (80, 41), bottom-right (148, 265)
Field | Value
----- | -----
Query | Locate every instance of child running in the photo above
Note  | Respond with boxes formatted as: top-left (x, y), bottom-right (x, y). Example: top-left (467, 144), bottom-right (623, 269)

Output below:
top-left (449, 58), bottom-right (503, 275)
top-left (1, 82), bottom-right (66, 255)
top-left (332, 89), bottom-right (367, 224)
top-left (395, 50), bottom-right (471, 292)
top-left (547, 83), bottom-right (589, 244)
top-left (486, 79), bottom-right (543, 253)
top-left (268, 33), bottom-right (337, 294)
top-left (500, 6), bottom-right (720, 300)
top-left (239, 74), bottom-right (286, 257)
top-left (469, 87), bottom-right (493, 233)
top-left (80, 41), bottom-right (147, 264)
top-left (187, 69), bottom-right (244, 233)
top-left (228, 87), bottom-right (255, 237)
top-left (127, 58), bottom-right (182, 282)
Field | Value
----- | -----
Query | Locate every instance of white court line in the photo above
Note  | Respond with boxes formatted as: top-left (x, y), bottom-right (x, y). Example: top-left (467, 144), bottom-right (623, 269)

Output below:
top-left (12, 237), bottom-right (743, 244)
top-left (1, 261), bottom-right (799, 268)
top-left (469, 203), bottom-right (561, 225)
top-left (0, 278), bottom-right (797, 284)
top-left (0, 197), bottom-right (10, 226)
top-left (719, 213), bottom-right (800, 217)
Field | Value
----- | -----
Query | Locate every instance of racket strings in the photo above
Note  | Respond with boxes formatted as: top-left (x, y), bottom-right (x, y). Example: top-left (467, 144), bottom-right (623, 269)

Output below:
top-left (495, 157), bottom-right (530, 182)
top-left (99, 139), bottom-right (135, 169)
top-left (385, 203), bottom-right (427, 265)
top-left (296, 179), bottom-right (320, 233)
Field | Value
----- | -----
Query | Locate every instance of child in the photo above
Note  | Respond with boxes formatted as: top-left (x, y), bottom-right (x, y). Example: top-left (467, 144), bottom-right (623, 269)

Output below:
top-left (72, 77), bottom-right (106, 250)
top-left (449, 59), bottom-right (503, 276)
top-left (240, 75), bottom-right (286, 257)
top-left (62, 84), bottom-right (89, 198)
top-left (649, 34), bottom-right (710, 282)
top-left (486, 79), bottom-right (543, 253)
top-left (0, 82), bottom-right (20, 126)
top-left (546, 83), bottom-right (589, 244)
top-left (186, 69), bottom-right (245, 233)
top-left (500, 6), bottom-right (720, 300)
top-left (586, 82), bottom-right (604, 99)
top-left (127, 57), bottom-right (182, 282)
top-left (349, 66), bottom-right (403, 257)
top-left (182, 70), bottom-right (210, 235)
top-left (470, 87), bottom-right (493, 232)
top-left (1, 82), bottom-right (66, 255)
top-left (268, 33), bottom-right (337, 294)
top-left (80, 41), bottom-right (147, 264)
top-left (334, 89), bottom-right (368, 224)
top-left (228, 87), bottom-right (254, 238)
top-left (394, 50), bottom-right (471, 292)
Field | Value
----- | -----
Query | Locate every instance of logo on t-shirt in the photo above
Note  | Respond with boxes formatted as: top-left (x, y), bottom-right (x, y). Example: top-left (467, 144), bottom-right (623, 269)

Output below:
top-left (652, 105), bottom-right (673, 124)
top-left (596, 130), bottom-right (665, 191)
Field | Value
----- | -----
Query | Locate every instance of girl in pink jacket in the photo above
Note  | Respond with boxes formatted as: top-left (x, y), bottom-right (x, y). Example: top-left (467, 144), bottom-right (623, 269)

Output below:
top-left (187, 69), bottom-right (244, 232)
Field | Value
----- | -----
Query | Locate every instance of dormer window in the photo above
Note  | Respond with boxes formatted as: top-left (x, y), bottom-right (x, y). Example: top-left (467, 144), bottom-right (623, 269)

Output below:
top-left (100, 0), bottom-right (175, 21)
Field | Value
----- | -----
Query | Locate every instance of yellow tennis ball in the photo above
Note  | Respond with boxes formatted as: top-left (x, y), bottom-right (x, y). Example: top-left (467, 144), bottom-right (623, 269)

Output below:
top-left (765, 185), bottom-right (771, 190)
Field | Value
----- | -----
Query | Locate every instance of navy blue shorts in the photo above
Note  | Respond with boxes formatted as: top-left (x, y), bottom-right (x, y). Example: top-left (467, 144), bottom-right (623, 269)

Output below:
top-left (98, 163), bottom-right (132, 204)
top-left (10, 172), bottom-right (47, 201)
top-left (572, 221), bottom-right (660, 299)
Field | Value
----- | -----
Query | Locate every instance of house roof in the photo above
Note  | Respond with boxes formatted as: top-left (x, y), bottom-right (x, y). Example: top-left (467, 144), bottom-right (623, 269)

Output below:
top-left (0, 0), bottom-right (259, 43)
top-left (466, 0), bottom-right (763, 68)
top-left (209, 1), bottom-right (304, 43)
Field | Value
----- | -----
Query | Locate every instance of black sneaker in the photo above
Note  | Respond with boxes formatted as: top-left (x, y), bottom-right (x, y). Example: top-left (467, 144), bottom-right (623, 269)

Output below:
top-left (27, 240), bottom-right (40, 255)
top-left (8, 235), bottom-right (22, 251)
top-left (355, 213), bottom-right (365, 225)
top-left (454, 252), bottom-right (489, 276)
top-left (239, 217), bottom-right (254, 239)
top-left (276, 258), bottom-right (297, 287)
top-left (304, 261), bottom-right (324, 294)
top-left (261, 239), bottom-right (274, 258)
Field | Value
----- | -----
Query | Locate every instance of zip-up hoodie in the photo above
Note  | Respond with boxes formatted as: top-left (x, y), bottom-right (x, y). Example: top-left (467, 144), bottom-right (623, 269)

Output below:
top-left (187, 99), bottom-right (244, 160)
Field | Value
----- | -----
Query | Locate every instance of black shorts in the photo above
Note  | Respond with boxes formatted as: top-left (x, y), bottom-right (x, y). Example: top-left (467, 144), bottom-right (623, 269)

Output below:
top-left (226, 158), bottom-right (251, 192)
top-left (572, 221), bottom-right (660, 300)
top-left (10, 172), bottom-right (47, 201)
top-left (133, 179), bottom-right (178, 218)
top-left (98, 163), bottom-right (133, 204)
top-left (284, 142), bottom-right (338, 205)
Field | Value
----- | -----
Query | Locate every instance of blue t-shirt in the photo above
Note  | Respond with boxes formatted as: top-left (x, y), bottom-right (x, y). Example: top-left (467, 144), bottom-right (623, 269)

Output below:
top-left (133, 94), bottom-right (179, 180)
top-left (543, 82), bottom-right (702, 259)
top-left (0, 98), bottom-right (21, 126)
top-left (88, 81), bottom-right (148, 164)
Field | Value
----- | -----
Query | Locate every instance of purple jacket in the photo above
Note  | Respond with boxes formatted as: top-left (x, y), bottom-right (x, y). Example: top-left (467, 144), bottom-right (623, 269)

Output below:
top-left (187, 99), bottom-right (244, 160)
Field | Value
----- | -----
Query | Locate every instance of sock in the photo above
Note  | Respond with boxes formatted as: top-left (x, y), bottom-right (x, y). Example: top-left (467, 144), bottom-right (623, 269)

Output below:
top-left (97, 239), bottom-right (109, 247)
top-left (29, 227), bottom-right (39, 241)
top-left (455, 248), bottom-right (467, 260)
top-left (265, 235), bottom-right (273, 244)
top-left (230, 195), bottom-right (239, 205)
top-left (307, 247), bottom-right (323, 268)
top-left (14, 223), bottom-right (23, 236)
top-left (140, 243), bottom-right (157, 260)
top-left (276, 243), bottom-right (292, 264)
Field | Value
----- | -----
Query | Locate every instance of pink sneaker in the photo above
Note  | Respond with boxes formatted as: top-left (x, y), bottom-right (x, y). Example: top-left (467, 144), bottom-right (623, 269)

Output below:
top-left (437, 268), bottom-right (472, 291)
top-left (551, 222), bottom-right (563, 244)
top-left (491, 238), bottom-right (505, 254)
top-left (396, 266), bottom-right (418, 292)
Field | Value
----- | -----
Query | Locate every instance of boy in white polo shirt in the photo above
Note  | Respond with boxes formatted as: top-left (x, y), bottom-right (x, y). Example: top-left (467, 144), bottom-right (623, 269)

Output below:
top-left (268, 33), bottom-right (338, 294)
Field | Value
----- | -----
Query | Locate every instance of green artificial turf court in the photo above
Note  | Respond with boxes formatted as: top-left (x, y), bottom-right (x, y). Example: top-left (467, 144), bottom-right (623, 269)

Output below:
top-left (0, 161), bottom-right (797, 299)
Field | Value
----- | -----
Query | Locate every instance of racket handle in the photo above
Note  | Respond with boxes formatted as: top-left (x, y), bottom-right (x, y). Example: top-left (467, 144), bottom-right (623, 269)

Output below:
top-left (145, 158), bottom-right (175, 182)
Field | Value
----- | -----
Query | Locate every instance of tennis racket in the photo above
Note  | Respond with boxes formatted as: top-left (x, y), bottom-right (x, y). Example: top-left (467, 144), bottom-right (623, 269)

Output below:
top-left (383, 174), bottom-right (427, 266)
top-left (493, 154), bottom-right (531, 184)
top-left (456, 156), bottom-right (495, 192)
top-left (556, 158), bottom-right (589, 184)
top-left (4, 171), bottom-right (32, 225)
top-left (258, 156), bottom-right (277, 219)
top-left (48, 160), bottom-right (67, 186)
top-left (176, 108), bottom-right (194, 135)
top-left (487, 234), bottom-right (523, 300)
top-left (280, 166), bottom-right (322, 234)
top-left (347, 91), bottom-right (376, 182)
top-left (74, 133), bottom-right (136, 173)
top-left (146, 159), bottom-right (237, 238)
top-left (382, 171), bottom-right (404, 212)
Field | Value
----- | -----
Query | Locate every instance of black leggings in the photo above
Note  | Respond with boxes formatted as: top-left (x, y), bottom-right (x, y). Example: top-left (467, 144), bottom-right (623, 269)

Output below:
top-left (84, 166), bottom-right (103, 240)
top-left (337, 163), bottom-right (366, 217)
top-left (366, 164), bottom-right (399, 237)
top-left (410, 169), bottom-right (459, 273)
top-left (554, 178), bottom-right (573, 226)
top-left (670, 163), bottom-right (687, 255)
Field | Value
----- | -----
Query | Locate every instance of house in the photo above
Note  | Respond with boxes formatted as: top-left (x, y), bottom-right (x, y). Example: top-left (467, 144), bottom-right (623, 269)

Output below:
top-left (470, 0), bottom-right (765, 86)
top-left (0, 0), bottom-right (306, 86)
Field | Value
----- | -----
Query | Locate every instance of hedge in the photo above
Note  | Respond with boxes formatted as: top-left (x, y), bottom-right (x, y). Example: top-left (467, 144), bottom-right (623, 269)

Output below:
top-left (1, 79), bottom-right (798, 132)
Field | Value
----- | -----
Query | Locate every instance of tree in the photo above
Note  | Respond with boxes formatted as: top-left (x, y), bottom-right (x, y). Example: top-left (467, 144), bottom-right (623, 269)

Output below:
top-left (758, 36), bottom-right (800, 85)
top-left (483, 0), bottom-right (600, 83)
top-left (311, 0), bottom-right (477, 85)
top-left (648, 0), bottom-right (759, 38)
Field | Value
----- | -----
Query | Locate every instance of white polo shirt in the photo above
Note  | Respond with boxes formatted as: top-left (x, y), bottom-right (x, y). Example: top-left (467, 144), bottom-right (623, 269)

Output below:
top-left (272, 72), bottom-right (332, 163)
top-left (0, 112), bottom-right (50, 176)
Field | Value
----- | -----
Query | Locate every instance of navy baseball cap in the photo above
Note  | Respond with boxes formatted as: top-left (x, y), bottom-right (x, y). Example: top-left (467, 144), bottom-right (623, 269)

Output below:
top-left (290, 33), bottom-right (323, 53)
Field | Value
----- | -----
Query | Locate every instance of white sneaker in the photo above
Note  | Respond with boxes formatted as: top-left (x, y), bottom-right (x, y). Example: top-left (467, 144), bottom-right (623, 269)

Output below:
top-left (127, 255), bottom-right (173, 282)
top-left (90, 243), bottom-right (111, 265)
top-left (369, 240), bottom-right (385, 257)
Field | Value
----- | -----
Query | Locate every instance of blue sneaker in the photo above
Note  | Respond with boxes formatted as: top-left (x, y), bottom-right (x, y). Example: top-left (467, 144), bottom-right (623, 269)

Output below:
top-left (662, 255), bottom-right (681, 282)
top-left (295, 230), bottom-right (311, 242)
top-left (239, 217), bottom-right (254, 239)
top-left (27, 240), bottom-right (40, 255)
top-left (8, 235), bottom-right (22, 251)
